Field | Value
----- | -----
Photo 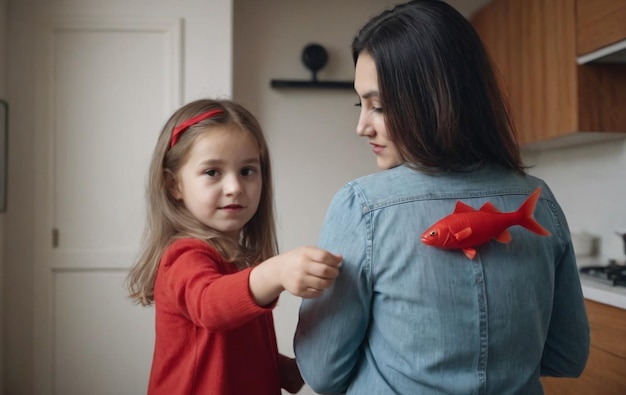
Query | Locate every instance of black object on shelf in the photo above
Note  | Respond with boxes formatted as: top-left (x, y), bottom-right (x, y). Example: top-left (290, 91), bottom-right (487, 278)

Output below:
top-left (270, 44), bottom-right (353, 90)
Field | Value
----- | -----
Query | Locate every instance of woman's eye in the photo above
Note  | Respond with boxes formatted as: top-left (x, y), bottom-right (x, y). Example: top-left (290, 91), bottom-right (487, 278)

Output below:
top-left (354, 102), bottom-right (362, 108)
top-left (373, 106), bottom-right (383, 113)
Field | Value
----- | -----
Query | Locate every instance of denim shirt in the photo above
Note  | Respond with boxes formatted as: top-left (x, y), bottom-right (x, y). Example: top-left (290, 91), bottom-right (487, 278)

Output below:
top-left (294, 164), bottom-right (589, 395)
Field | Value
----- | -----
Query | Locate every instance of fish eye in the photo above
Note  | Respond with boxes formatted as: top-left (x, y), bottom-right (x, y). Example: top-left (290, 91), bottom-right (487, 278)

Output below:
top-left (429, 231), bottom-right (436, 236)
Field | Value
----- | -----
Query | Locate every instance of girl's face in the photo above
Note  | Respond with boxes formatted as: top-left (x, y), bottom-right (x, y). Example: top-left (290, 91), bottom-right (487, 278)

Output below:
top-left (354, 52), bottom-right (403, 170)
top-left (171, 126), bottom-right (262, 241)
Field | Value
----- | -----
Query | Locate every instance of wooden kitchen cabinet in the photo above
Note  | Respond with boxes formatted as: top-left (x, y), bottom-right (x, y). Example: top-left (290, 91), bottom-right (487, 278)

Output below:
top-left (577, 0), bottom-right (626, 56)
top-left (471, 0), bottom-right (626, 148)
top-left (541, 299), bottom-right (626, 394)
top-left (469, 0), bottom-right (510, 95)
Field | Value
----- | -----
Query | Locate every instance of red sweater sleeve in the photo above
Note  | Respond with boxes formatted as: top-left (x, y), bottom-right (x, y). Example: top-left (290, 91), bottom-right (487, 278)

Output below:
top-left (155, 238), bottom-right (276, 331)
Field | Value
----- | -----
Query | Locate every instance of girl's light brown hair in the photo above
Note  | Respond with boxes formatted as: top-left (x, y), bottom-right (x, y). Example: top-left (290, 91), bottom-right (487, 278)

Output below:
top-left (126, 99), bottom-right (277, 306)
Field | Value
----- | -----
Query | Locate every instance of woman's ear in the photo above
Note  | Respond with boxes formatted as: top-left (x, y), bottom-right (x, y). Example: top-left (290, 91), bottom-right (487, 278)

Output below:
top-left (164, 170), bottom-right (182, 200)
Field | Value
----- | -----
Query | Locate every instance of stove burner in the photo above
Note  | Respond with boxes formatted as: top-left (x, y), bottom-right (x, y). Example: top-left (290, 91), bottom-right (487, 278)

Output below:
top-left (580, 261), bottom-right (626, 287)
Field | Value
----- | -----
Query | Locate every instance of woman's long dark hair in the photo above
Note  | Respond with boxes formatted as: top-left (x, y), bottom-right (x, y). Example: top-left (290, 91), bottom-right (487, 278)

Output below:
top-left (352, 0), bottom-right (525, 174)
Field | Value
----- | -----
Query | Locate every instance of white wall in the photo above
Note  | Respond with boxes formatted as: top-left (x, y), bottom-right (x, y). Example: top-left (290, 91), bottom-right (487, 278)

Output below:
top-left (233, 4), bottom-right (382, 393)
top-left (3, 2), bottom-right (36, 391)
top-left (524, 139), bottom-right (626, 262)
top-left (233, 1), bottom-right (490, 394)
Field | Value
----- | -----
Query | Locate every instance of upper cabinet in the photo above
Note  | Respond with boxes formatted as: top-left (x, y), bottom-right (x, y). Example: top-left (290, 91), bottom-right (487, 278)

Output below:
top-left (577, 0), bottom-right (626, 57)
top-left (471, 0), bottom-right (626, 149)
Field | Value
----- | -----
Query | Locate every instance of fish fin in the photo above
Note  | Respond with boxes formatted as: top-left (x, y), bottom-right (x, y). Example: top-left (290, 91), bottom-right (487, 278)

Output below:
top-left (517, 187), bottom-right (551, 236)
top-left (479, 202), bottom-right (501, 213)
top-left (454, 201), bottom-right (476, 214)
top-left (442, 230), bottom-right (451, 245)
top-left (495, 229), bottom-right (512, 243)
top-left (462, 248), bottom-right (477, 259)
top-left (454, 227), bottom-right (473, 241)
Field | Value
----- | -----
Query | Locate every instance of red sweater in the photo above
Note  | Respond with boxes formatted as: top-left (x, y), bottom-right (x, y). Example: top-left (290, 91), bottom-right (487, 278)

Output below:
top-left (147, 238), bottom-right (281, 395)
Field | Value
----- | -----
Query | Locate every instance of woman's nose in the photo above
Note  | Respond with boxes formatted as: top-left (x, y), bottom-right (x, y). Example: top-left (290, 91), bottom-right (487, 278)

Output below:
top-left (356, 111), bottom-right (373, 137)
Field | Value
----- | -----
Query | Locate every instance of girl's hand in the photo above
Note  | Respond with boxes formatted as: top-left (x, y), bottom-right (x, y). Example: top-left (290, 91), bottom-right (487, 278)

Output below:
top-left (249, 246), bottom-right (342, 305)
top-left (274, 246), bottom-right (342, 299)
top-left (279, 354), bottom-right (305, 394)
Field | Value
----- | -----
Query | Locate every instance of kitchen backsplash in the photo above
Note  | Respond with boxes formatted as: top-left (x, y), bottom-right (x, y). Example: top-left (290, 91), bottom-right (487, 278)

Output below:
top-left (523, 137), bottom-right (626, 264)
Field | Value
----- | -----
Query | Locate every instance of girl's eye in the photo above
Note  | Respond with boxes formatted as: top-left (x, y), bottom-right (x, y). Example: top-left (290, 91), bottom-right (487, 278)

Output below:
top-left (354, 102), bottom-right (362, 108)
top-left (372, 106), bottom-right (383, 113)
top-left (205, 169), bottom-right (219, 177)
top-left (241, 167), bottom-right (257, 176)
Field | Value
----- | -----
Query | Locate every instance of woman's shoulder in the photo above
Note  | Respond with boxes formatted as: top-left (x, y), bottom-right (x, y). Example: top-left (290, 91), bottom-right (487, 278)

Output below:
top-left (348, 165), bottom-right (414, 184)
top-left (335, 164), bottom-right (554, 210)
top-left (337, 166), bottom-right (430, 206)
top-left (322, 167), bottom-right (406, 217)
top-left (342, 166), bottom-right (416, 193)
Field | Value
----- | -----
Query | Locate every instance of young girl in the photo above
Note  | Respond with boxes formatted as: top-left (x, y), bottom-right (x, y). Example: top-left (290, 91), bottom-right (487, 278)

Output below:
top-left (127, 98), bottom-right (342, 395)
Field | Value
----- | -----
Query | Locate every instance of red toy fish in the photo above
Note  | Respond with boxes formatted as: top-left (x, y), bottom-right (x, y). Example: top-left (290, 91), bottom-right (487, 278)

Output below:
top-left (421, 187), bottom-right (550, 259)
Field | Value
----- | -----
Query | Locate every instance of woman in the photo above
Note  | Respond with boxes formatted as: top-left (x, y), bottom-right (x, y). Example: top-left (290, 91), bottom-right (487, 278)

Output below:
top-left (294, 1), bottom-right (589, 394)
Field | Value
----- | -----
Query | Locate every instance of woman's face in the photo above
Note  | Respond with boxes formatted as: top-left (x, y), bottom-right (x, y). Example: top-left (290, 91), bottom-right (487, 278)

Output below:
top-left (354, 52), bottom-right (403, 170)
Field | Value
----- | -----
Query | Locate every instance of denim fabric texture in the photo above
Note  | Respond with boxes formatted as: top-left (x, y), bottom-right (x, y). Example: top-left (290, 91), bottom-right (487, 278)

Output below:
top-left (294, 164), bottom-right (589, 395)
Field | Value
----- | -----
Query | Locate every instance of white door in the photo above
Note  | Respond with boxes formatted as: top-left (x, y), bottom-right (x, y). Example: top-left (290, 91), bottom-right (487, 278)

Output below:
top-left (8, 1), bottom-right (232, 394)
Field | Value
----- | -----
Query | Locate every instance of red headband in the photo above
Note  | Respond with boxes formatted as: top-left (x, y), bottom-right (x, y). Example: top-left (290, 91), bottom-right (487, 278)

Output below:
top-left (170, 108), bottom-right (224, 148)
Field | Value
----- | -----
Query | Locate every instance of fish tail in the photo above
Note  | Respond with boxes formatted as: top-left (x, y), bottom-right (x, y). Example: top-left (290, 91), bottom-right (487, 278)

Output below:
top-left (518, 187), bottom-right (551, 236)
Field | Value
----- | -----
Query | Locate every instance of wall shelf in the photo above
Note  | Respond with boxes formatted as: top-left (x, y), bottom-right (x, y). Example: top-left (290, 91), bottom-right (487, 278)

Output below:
top-left (271, 43), bottom-right (353, 91)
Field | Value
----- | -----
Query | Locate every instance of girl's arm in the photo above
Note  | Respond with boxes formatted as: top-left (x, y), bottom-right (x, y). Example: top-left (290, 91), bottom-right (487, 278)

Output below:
top-left (158, 239), bottom-right (274, 331)
top-left (159, 239), bottom-right (341, 330)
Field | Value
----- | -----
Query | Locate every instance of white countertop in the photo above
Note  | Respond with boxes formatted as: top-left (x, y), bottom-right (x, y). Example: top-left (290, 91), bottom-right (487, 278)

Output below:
top-left (580, 276), bottom-right (626, 310)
